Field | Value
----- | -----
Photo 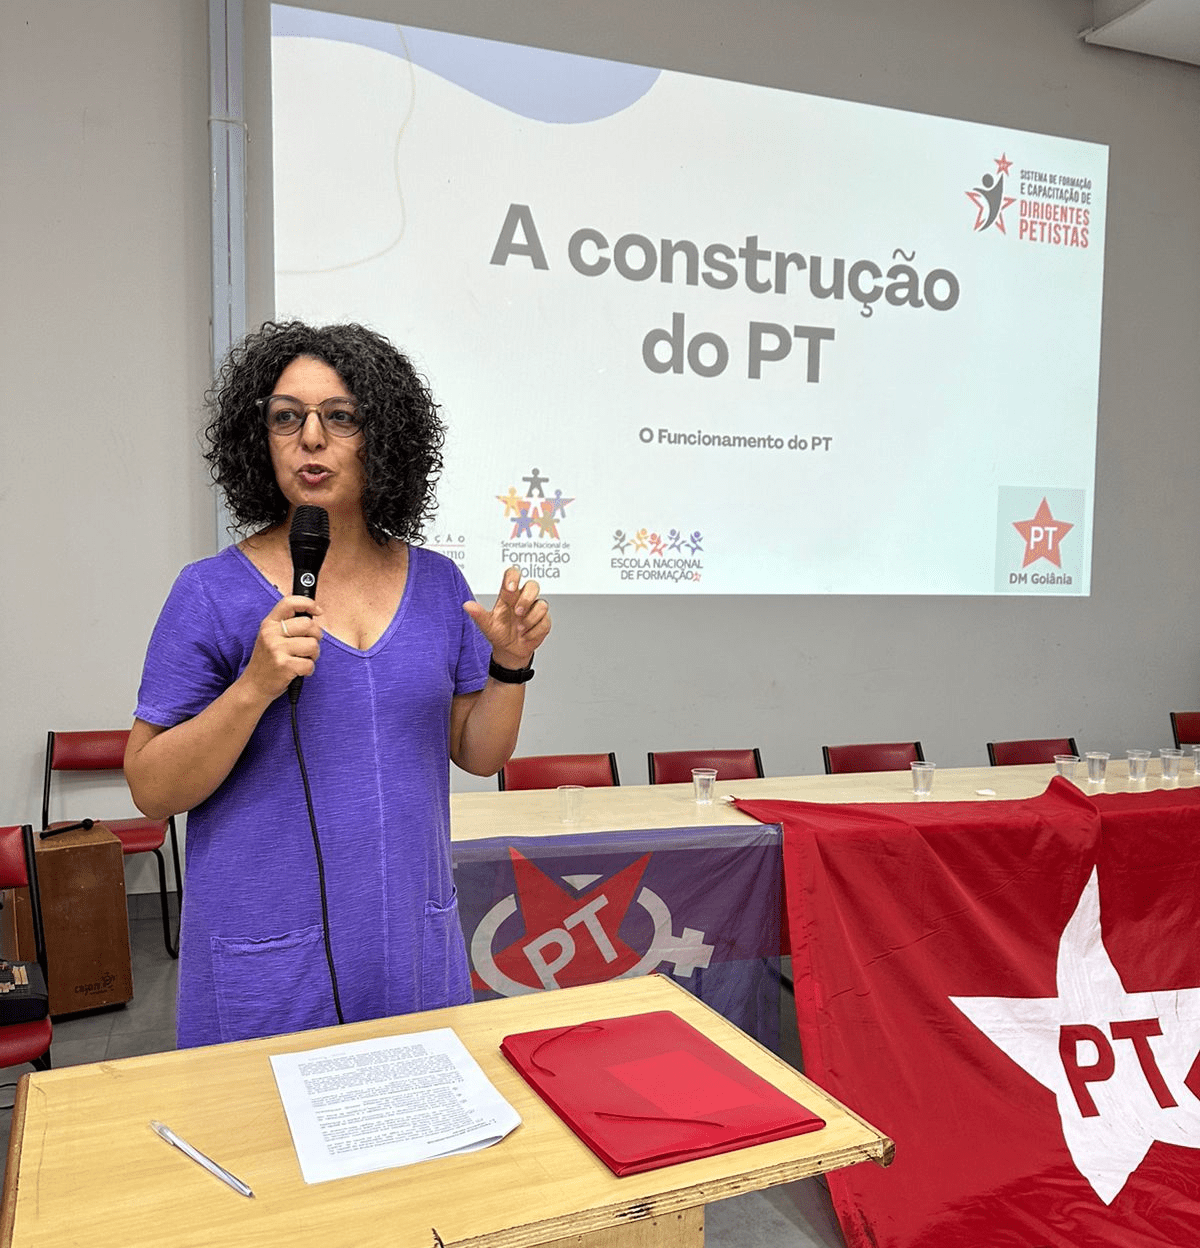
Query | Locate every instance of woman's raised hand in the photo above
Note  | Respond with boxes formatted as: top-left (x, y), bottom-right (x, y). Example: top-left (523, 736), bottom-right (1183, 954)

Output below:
top-left (463, 567), bottom-right (551, 669)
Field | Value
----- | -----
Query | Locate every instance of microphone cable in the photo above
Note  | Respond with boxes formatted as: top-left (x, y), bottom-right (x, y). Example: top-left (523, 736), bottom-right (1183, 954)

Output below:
top-left (288, 690), bottom-right (345, 1026)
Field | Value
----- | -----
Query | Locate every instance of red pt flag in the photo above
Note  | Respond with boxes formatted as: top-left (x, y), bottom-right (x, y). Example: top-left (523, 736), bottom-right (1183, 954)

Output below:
top-left (736, 780), bottom-right (1200, 1247)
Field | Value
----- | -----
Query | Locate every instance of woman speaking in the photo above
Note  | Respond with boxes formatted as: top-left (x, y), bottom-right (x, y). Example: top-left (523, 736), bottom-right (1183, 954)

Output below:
top-left (125, 321), bottom-right (550, 1048)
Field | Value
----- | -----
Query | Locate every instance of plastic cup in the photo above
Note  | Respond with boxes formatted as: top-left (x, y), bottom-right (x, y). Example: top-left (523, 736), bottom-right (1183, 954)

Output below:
top-left (557, 784), bottom-right (584, 824)
top-left (692, 768), bottom-right (717, 805)
top-left (1085, 752), bottom-right (1110, 784)
top-left (1054, 754), bottom-right (1080, 779)
top-left (1193, 745), bottom-right (1200, 776)
top-left (1161, 748), bottom-right (1184, 783)
top-left (911, 762), bottom-right (935, 797)
top-left (1127, 750), bottom-right (1150, 783)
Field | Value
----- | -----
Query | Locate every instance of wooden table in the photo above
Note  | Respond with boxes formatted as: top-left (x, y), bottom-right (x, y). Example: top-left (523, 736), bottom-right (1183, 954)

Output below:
top-left (0, 976), bottom-right (890, 1248)
top-left (451, 758), bottom-right (1200, 843)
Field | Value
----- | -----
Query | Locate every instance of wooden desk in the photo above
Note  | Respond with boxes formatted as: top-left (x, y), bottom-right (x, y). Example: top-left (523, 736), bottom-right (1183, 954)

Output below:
top-left (0, 976), bottom-right (890, 1248)
top-left (452, 759), bottom-right (1200, 843)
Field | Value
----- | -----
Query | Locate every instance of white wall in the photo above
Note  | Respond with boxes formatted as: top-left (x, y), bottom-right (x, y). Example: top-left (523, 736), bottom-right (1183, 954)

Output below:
top-left (3, 1), bottom-right (213, 891)
top-left (4, 0), bottom-right (1199, 890)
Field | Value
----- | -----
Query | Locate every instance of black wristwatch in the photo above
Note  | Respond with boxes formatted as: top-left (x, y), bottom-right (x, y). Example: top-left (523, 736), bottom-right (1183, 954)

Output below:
top-left (489, 656), bottom-right (535, 684)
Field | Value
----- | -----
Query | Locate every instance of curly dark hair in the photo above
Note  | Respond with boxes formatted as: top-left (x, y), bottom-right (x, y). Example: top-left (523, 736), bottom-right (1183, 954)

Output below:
top-left (203, 321), bottom-right (445, 544)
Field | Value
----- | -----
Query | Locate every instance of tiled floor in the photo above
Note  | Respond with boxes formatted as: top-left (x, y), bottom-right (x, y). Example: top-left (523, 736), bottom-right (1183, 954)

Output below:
top-left (0, 915), bottom-right (844, 1246)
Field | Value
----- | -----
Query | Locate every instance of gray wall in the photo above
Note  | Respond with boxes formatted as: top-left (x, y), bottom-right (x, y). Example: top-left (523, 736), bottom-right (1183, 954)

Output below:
top-left (4, 0), bottom-right (1199, 890)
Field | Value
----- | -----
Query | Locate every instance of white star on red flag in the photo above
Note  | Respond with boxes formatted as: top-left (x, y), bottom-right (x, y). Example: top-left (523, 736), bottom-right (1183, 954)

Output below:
top-left (951, 870), bottom-right (1200, 1204)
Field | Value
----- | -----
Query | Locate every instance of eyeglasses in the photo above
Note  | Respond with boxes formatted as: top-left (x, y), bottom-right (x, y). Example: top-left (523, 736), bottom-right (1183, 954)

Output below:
top-left (256, 395), bottom-right (364, 438)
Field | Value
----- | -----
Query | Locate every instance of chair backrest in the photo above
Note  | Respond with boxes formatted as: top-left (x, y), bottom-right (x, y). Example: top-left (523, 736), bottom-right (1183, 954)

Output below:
top-left (47, 729), bottom-right (129, 772)
top-left (498, 752), bottom-right (621, 791)
top-left (987, 737), bottom-right (1079, 766)
top-left (647, 748), bottom-right (764, 785)
top-left (822, 741), bottom-right (924, 775)
top-left (1171, 712), bottom-right (1200, 749)
top-left (0, 825), bottom-right (32, 891)
top-left (43, 730), bottom-right (131, 827)
top-left (0, 826), bottom-right (48, 970)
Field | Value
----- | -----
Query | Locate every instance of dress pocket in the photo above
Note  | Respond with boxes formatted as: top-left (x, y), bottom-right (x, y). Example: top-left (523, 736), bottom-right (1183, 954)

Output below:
top-left (419, 889), bottom-right (472, 1012)
top-left (211, 924), bottom-right (339, 1043)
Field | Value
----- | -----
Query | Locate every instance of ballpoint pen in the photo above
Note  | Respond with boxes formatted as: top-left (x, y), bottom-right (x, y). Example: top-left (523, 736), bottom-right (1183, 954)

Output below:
top-left (150, 1120), bottom-right (255, 1198)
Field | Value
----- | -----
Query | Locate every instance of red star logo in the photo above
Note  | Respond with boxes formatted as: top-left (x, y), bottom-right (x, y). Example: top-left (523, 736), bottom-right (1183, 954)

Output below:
top-left (483, 849), bottom-right (650, 991)
top-left (1012, 498), bottom-right (1074, 568)
top-left (995, 152), bottom-right (1013, 176)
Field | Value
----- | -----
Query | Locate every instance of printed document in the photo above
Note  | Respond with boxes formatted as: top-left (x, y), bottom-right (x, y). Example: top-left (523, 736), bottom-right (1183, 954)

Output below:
top-left (270, 1027), bottom-right (521, 1183)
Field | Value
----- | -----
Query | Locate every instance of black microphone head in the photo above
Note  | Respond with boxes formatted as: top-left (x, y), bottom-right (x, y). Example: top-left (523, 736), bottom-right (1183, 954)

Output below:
top-left (289, 506), bottom-right (330, 592)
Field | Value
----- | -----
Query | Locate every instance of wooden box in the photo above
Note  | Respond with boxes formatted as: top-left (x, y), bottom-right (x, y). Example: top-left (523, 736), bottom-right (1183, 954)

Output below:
top-left (12, 824), bottom-right (133, 1016)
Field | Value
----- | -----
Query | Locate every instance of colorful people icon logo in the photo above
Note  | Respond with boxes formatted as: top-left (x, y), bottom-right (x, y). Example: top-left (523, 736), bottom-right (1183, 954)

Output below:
top-left (497, 470), bottom-right (575, 541)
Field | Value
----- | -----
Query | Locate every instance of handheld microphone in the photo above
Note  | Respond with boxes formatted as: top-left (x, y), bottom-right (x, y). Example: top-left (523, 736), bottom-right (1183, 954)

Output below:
top-left (288, 505), bottom-right (330, 703)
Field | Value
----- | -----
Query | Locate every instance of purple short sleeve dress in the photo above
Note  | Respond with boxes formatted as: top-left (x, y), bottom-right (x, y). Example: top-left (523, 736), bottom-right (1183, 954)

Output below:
top-left (135, 544), bottom-right (490, 1048)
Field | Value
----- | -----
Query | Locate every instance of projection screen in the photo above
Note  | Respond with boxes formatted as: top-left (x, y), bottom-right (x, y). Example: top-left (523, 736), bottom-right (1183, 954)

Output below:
top-left (269, 5), bottom-right (1108, 596)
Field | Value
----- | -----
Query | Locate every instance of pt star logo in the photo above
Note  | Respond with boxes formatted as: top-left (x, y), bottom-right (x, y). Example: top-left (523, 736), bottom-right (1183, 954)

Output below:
top-left (951, 870), bottom-right (1200, 1204)
top-left (1012, 497), bottom-right (1073, 568)
top-left (469, 849), bottom-right (714, 997)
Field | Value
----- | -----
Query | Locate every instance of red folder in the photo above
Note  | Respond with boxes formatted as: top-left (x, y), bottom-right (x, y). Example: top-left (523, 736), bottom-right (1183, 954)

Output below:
top-left (501, 1009), bottom-right (825, 1176)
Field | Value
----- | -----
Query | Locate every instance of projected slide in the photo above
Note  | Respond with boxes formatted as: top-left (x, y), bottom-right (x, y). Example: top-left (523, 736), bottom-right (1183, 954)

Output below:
top-left (270, 6), bottom-right (1107, 596)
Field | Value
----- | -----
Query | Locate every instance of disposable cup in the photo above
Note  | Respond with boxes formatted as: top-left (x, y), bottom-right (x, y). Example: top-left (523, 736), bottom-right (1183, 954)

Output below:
top-left (1054, 755), bottom-right (1080, 779)
top-left (1085, 752), bottom-right (1110, 784)
top-left (911, 762), bottom-right (936, 797)
top-left (692, 768), bottom-right (717, 805)
top-left (557, 784), bottom-right (584, 824)
top-left (1161, 748), bottom-right (1184, 783)
top-left (1127, 750), bottom-right (1150, 783)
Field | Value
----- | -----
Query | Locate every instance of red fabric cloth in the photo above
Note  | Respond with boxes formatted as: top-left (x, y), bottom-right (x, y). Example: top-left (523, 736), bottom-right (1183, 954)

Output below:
top-left (734, 779), bottom-right (1200, 1247)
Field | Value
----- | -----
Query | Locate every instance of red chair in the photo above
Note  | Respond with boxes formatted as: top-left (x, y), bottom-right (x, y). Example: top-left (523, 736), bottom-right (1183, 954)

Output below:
top-left (498, 753), bottom-right (620, 791)
top-left (42, 730), bottom-right (181, 957)
top-left (0, 825), bottom-right (52, 1072)
top-left (647, 748), bottom-right (764, 785)
top-left (987, 737), bottom-right (1078, 766)
top-left (1171, 712), bottom-right (1200, 749)
top-left (822, 741), bottom-right (924, 774)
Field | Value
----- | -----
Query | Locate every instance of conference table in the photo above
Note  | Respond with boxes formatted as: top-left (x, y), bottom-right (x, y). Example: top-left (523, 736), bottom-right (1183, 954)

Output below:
top-left (448, 760), bottom-right (1200, 975)
top-left (447, 758), bottom-right (1200, 1049)
top-left (0, 975), bottom-right (891, 1248)
top-left (451, 757), bottom-right (1200, 841)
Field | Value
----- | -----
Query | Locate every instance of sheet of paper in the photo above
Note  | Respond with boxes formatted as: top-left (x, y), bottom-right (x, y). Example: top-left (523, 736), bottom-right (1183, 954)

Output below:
top-left (270, 1027), bottom-right (521, 1184)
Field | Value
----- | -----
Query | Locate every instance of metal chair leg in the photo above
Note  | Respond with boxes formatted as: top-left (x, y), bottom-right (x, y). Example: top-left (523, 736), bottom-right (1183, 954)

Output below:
top-left (152, 848), bottom-right (180, 959)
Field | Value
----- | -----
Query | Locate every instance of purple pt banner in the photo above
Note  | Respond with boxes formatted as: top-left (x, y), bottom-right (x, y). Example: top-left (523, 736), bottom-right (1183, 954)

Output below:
top-left (452, 824), bottom-right (783, 1048)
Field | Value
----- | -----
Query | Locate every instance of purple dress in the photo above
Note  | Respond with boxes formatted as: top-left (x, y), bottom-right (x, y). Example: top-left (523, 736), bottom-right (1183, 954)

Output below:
top-left (134, 544), bottom-right (490, 1048)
